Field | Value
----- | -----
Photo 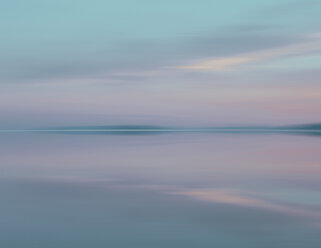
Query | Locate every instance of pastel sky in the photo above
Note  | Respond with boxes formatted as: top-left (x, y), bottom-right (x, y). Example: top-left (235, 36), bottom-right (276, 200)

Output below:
top-left (1, 0), bottom-right (321, 128)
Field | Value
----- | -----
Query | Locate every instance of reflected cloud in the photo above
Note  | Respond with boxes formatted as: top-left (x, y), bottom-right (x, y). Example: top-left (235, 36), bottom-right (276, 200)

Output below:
top-left (171, 189), bottom-right (321, 221)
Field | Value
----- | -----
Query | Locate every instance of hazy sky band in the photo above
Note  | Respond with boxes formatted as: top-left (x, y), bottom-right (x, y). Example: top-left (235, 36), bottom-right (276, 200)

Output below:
top-left (1, 0), bottom-right (320, 127)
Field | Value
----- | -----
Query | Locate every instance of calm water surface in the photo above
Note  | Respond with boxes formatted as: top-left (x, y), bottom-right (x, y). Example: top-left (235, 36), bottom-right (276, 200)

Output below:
top-left (1, 133), bottom-right (321, 247)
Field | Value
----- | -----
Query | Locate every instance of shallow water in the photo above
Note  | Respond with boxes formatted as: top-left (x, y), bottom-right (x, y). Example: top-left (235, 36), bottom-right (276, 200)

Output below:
top-left (1, 132), bottom-right (321, 247)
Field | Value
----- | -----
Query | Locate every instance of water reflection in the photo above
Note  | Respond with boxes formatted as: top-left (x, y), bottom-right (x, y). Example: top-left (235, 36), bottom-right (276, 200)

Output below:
top-left (0, 132), bottom-right (321, 247)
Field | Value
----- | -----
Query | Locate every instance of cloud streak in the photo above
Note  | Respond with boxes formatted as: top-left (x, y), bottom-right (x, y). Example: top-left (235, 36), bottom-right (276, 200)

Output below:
top-left (176, 33), bottom-right (321, 71)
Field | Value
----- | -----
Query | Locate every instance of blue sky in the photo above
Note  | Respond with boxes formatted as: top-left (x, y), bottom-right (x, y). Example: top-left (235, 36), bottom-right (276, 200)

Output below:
top-left (0, 0), bottom-right (321, 128)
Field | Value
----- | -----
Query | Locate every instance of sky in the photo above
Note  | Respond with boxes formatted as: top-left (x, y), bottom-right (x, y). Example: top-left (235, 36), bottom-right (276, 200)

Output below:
top-left (0, 0), bottom-right (321, 128)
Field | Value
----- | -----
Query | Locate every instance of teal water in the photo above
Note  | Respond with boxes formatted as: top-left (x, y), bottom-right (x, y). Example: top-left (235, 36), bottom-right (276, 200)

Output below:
top-left (1, 132), bottom-right (321, 247)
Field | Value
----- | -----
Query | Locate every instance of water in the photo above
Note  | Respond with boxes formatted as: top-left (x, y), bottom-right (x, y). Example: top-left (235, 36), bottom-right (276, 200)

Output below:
top-left (1, 132), bottom-right (321, 247)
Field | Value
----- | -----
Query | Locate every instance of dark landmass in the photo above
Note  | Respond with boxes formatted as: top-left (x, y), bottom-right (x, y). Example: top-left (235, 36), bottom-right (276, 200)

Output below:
top-left (29, 123), bottom-right (321, 136)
